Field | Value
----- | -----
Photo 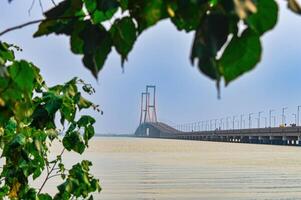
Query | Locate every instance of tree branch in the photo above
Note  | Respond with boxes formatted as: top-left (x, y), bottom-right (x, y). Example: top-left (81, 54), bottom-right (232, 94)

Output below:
top-left (38, 0), bottom-right (44, 13)
top-left (0, 14), bottom-right (87, 37)
top-left (48, 173), bottom-right (63, 180)
top-left (0, 19), bottom-right (44, 37)
top-left (0, 4), bottom-right (100, 38)
top-left (50, 0), bottom-right (56, 6)
top-left (38, 148), bottom-right (65, 194)
top-left (28, 0), bottom-right (36, 16)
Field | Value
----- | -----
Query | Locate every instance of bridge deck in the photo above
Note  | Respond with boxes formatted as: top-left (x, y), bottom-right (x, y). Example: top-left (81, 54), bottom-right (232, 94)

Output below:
top-left (135, 122), bottom-right (301, 145)
top-left (176, 127), bottom-right (301, 137)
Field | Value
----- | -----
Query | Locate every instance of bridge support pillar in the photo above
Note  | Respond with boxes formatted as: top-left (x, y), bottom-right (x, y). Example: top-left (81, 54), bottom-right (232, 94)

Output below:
top-left (282, 136), bottom-right (297, 145)
top-left (259, 136), bottom-right (270, 144)
top-left (210, 135), bottom-right (219, 141)
top-left (233, 136), bottom-right (240, 142)
top-left (249, 136), bottom-right (259, 144)
top-left (292, 137), bottom-right (298, 145)
top-left (298, 136), bottom-right (301, 146)
top-left (270, 136), bottom-right (283, 145)
top-left (241, 136), bottom-right (250, 143)
top-left (220, 136), bottom-right (227, 142)
top-left (282, 136), bottom-right (288, 145)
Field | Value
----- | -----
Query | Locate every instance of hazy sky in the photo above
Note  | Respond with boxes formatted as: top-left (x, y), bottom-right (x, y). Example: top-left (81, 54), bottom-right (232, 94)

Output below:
top-left (2, 1), bottom-right (301, 133)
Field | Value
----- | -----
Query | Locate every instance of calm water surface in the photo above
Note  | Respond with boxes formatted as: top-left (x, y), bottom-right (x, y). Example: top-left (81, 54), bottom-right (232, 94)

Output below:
top-left (47, 137), bottom-right (301, 199)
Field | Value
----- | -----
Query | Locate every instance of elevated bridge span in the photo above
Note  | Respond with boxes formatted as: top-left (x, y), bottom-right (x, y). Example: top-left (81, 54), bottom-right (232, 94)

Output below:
top-left (135, 122), bottom-right (301, 145)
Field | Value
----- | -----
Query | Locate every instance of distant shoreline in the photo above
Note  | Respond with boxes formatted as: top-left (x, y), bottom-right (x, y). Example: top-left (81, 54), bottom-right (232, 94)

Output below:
top-left (95, 134), bottom-right (135, 137)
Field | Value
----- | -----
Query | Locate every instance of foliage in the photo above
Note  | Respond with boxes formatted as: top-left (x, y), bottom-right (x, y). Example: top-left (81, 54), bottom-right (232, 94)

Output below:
top-left (1, 0), bottom-right (301, 199)
top-left (0, 41), bottom-right (101, 199)
top-left (20, 0), bottom-right (299, 90)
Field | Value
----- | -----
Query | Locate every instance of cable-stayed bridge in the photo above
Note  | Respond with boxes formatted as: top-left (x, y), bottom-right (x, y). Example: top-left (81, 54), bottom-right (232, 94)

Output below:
top-left (134, 86), bottom-right (301, 145)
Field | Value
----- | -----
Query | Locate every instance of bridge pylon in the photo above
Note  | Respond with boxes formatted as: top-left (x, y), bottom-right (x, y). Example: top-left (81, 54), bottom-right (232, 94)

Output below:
top-left (139, 85), bottom-right (158, 124)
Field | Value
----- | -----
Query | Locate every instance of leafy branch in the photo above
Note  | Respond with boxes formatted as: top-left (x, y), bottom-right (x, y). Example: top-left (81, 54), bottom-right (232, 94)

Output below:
top-left (38, 148), bottom-right (65, 194)
top-left (2, 0), bottom-right (301, 89)
top-left (0, 42), bottom-right (100, 199)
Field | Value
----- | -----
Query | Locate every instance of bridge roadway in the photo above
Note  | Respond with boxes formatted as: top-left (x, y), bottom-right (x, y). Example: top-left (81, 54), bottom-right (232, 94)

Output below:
top-left (135, 122), bottom-right (301, 145)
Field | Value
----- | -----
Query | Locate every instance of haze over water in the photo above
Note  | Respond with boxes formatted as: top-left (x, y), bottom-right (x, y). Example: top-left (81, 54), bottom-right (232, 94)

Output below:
top-left (59, 137), bottom-right (301, 200)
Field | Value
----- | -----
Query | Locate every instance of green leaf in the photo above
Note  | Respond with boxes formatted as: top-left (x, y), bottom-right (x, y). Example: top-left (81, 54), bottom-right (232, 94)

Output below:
top-left (8, 60), bottom-right (35, 94)
top-left (33, 168), bottom-right (43, 180)
top-left (56, 181), bottom-right (72, 198)
top-left (31, 106), bottom-right (54, 129)
top-left (245, 0), bottom-right (278, 35)
top-left (60, 96), bottom-right (76, 122)
top-left (4, 118), bottom-right (17, 135)
top-left (63, 131), bottom-right (86, 154)
top-left (168, 0), bottom-right (207, 32)
top-left (77, 96), bottom-right (93, 110)
top-left (66, 122), bottom-right (77, 134)
top-left (84, 125), bottom-right (95, 145)
top-left (34, 19), bottom-right (76, 37)
top-left (63, 77), bottom-right (78, 96)
top-left (128, 0), bottom-right (168, 33)
top-left (34, 0), bottom-right (83, 37)
top-left (70, 22), bottom-right (86, 54)
top-left (38, 193), bottom-right (52, 200)
top-left (80, 23), bottom-right (112, 78)
top-left (84, 0), bottom-right (119, 23)
top-left (44, 93), bottom-right (63, 115)
top-left (190, 13), bottom-right (230, 80)
top-left (90, 179), bottom-right (101, 192)
top-left (77, 115), bottom-right (96, 127)
top-left (0, 186), bottom-right (9, 197)
top-left (0, 42), bottom-right (15, 65)
top-left (219, 29), bottom-right (262, 85)
top-left (81, 160), bottom-right (92, 171)
top-left (119, 0), bottom-right (128, 11)
top-left (110, 17), bottom-right (137, 64)
top-left (45, 0), bottom-right (83, 18)
top-left (10, 134), bottom-right (26, 147)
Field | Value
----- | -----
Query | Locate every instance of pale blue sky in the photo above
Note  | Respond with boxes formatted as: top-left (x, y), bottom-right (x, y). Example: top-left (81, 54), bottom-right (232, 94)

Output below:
top-left (1, 1), bottom-right (301, 133)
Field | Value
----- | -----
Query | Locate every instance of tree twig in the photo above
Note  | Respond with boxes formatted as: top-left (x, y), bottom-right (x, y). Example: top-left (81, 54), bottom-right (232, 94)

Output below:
top-left (0, 19), bottom-right (44, 37)
top-left (48, 173), bottom-right (63, 180)
top-left (28, 0), bottom-right (36, 16)
top-left (38, 0), bottom-right (44, 13)
top-left (38, 148), bottom-right (65, 194)
top-left (50, 0), bottom-right (56, 6)
top-left (0, 14), bottom-right (86, 37)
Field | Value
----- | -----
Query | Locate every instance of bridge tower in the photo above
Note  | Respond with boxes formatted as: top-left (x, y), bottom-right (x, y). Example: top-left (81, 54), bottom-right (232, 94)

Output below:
top-left (139, 92), bottom-right (149, 125)
top-left (139, 85), bottom-right (158, 124)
